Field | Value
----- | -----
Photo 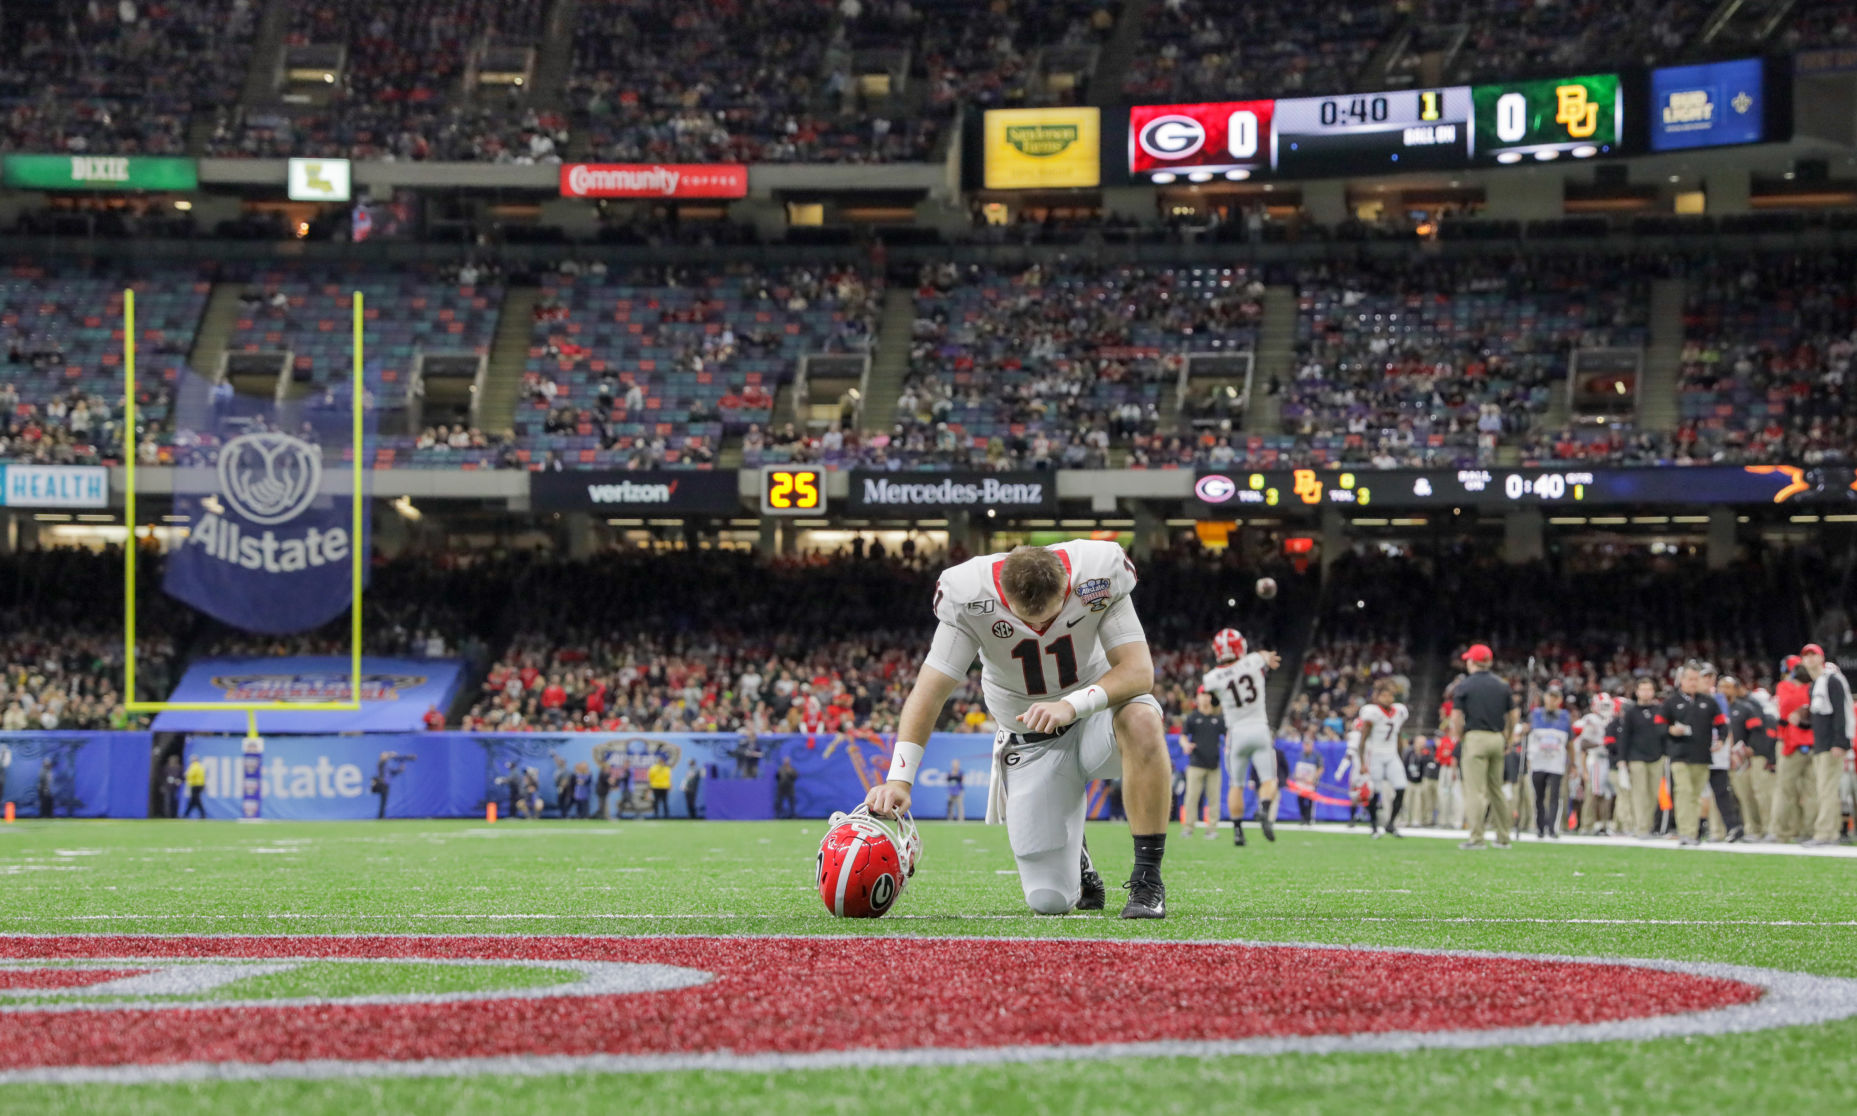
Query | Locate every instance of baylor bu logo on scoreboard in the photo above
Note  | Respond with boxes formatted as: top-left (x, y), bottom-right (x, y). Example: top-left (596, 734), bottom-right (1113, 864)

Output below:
top-left (187, 432), bottom-right (350, 572)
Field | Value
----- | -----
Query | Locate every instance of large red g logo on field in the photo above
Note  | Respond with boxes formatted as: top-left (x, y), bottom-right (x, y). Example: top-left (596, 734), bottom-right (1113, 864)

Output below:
top-left (1129, 101), bottom-right (1277, 177)
top-left (3, 935), bottom-right (1855, 1084)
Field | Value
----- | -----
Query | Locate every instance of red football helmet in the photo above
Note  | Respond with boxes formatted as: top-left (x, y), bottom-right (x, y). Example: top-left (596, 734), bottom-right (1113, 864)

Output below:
top-left (1212, 628), bottom-right (1246, 662)
top-left (817, 804), bottom-right (920, 919)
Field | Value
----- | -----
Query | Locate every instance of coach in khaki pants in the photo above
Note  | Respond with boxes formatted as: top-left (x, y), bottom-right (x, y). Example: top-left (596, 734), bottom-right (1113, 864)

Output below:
top-left (1801, 645), bottom-right (1853, 847)
top-left (1614, 677), bottom-right (1665, 838)
top-left (1772, 655), bottom-right (1815, 841)
top-left (1448, 645), bottom-right (1516, 850)
top-left (1723, 676), bottom-right (1773, 840)
top-left (1657, 663), bottom-right (1723, 847)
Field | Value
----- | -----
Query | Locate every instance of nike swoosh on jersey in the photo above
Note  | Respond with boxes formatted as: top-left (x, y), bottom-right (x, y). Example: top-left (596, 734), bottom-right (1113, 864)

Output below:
top-left (1066, 616), bottom-right (1084, 628)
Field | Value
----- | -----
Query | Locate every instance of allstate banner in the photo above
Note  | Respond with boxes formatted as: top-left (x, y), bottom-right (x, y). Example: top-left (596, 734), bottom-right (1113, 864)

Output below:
top-left (0, 733), bottom-right (152, 818)
top-left (151, 657), bottom-right (466, 734)
top-left (184, 735), bottom-right (445, 821)
top-left (163, 368), bottom-right (373, 633)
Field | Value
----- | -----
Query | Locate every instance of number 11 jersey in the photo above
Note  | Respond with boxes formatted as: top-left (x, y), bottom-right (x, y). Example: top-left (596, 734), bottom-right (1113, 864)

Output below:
top-left (924, 540), bottom-right (1145, 735)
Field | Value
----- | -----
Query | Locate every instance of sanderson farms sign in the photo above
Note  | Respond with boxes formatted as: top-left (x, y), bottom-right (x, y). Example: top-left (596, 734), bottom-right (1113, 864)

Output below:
top-left (2, 154), bottom-right (198, 191)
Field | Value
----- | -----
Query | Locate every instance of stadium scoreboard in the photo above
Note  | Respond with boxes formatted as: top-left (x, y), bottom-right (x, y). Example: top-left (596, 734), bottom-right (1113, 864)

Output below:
top-left (759, 465), bottom-right (826, 516)
top-left (1195, 465), bottom-right (1857, 511)
top-left (989, 58), bottom-right (1783, 190)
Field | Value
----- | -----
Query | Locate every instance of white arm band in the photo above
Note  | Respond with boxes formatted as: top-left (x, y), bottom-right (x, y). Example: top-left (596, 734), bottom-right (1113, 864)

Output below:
top-left (1063, 684), bottom-right (1109, 720)
top-left (887, 740), bottom-right (926, 785)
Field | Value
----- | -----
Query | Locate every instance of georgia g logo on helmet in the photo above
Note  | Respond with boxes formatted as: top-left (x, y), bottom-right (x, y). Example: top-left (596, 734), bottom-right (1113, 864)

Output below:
top-left (217, 431), bottom-right (323, 526)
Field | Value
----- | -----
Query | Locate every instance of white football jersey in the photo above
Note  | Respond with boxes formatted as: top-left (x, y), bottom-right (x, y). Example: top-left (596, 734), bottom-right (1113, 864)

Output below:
top-left (1353, 703), bottom-right (1408, 757)
top-left (1203, 653), bottom-right (1269, 734)
top-left (927, 540), bottom-right (1143, 735)
top-left (1574, 712), bottom-right (1609, 751)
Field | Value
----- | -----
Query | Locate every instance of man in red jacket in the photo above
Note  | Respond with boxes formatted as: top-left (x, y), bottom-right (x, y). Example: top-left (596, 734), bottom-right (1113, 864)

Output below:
top-left (1772, 655), bottom-right (1815, 843)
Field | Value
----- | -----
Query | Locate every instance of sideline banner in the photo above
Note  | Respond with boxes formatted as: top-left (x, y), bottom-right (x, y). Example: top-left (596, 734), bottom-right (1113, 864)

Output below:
top-left (151, 657), bottom-right (467, 734)
top-left (183, 735), bottom-right (444, 821)
top-left (0, 733), bottom-right (151, 818)
top-left (63, 731), bottom-right (1355, 821)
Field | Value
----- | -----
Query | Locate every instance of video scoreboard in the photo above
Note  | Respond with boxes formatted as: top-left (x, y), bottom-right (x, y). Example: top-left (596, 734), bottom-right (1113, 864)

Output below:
top-left (1194, 465), bottom-right (1857, 512)
top-left (981, 58), bottom-right (1784, 190)
top-left (1128, 73), bottom-right (1625, 182)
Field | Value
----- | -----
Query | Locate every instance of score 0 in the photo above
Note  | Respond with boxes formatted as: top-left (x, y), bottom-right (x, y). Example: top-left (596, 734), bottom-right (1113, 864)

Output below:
top-left (759, 465), bottom-right (827, 516)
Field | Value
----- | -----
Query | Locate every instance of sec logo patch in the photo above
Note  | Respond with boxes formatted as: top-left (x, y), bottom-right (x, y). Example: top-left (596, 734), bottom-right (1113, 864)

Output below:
top-left (992, 621), bottom-right (1015, 638)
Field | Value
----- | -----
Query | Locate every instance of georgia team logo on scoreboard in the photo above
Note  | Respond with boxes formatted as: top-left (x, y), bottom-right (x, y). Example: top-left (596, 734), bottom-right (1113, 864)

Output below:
top-left (1128, 101), bottom-right (1276, 180)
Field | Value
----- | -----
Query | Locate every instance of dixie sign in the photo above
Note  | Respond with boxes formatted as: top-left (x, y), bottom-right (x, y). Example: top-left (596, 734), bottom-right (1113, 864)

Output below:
top-left (1, 154), bottom-right (198, 191)
top-left (846, 471), bottom-right (1058, 514)
top-left (559, 163), bottom-right (749, 199)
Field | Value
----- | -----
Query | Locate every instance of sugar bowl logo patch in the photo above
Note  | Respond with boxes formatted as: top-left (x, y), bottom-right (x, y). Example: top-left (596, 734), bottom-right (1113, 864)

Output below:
top-left (1078, 577), bottom-right (1112, 613)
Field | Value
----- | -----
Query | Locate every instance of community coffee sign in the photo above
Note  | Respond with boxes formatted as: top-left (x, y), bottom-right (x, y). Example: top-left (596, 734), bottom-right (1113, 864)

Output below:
top-left (559, 163), bottom-right (749, 199)
top-left (530, 470), bottom-right (744, 514)
top-left (847, 470), bottom-right (1058, 514)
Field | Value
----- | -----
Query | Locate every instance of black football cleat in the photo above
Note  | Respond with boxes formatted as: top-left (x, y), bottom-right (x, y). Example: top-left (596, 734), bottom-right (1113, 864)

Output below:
top-left (1076, 843), bottom-right (1106, 911)
top-left (1233, 819), bottom-right (1246, 847)
top-left (1260, 809), bottom-right (1275, 842)
top-left (1119, 873), bottom-right (1166, 919)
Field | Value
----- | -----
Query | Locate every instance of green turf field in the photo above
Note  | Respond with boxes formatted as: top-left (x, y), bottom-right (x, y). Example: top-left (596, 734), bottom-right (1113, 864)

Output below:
top-left (2, 818), bottom-right (1854, 1114)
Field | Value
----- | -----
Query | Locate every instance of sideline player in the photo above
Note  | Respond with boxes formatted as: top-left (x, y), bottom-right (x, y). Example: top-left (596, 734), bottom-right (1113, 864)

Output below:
top-left (865, 543), bottom-right (1171, 918)
top-left (1576, 693), bottom-right (1616, 835)
top-left (1346, 678), bottom-right (1409, 839)
top-left (1202, 629), bottom-right (1282, 846)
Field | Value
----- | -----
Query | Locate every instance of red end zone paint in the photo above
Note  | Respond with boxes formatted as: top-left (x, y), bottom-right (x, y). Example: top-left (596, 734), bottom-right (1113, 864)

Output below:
top-left (0, 969), bottom-right (150, 991)
top-left (0, 936), bottom-right (1763, 1073)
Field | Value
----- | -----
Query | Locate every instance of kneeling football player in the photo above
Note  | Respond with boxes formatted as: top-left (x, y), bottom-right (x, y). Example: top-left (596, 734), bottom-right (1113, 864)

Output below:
top-left (865, 542), bottom-right (1171, 918)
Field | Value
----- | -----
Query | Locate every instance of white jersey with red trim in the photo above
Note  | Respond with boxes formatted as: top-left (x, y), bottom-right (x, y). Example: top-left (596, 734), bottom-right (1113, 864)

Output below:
top-left (1202, 653), bottom-right (1270, 735)
top-left (1352, 702), bottom-right (1409, 758)
top-left (927, 540), bottom-right (1143, 735)
top-left (1574, 712), bottom-right (1609, 752)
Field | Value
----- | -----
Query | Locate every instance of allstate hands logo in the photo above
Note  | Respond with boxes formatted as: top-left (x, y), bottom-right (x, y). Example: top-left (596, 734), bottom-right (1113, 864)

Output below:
top-left (217, 432), bottom-right (323, 525)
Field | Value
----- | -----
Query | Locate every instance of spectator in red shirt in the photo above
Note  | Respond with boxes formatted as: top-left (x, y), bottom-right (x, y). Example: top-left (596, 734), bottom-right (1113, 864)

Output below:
top-left (540, 676), bottom-right (568, 710)
top-left (422, 704), bottom-right (445, 731)
top-left (1772, 656), bottom-right (1816, 842)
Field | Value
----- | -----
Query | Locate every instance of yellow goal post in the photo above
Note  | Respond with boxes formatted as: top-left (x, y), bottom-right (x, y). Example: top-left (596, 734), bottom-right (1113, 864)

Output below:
top-left (121, 287), bottom-right (367, 732)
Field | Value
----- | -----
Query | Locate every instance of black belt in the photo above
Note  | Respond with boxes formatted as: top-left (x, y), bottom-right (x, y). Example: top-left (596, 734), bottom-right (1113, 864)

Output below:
top-left (1009, 723), bottom-right (1074, 746)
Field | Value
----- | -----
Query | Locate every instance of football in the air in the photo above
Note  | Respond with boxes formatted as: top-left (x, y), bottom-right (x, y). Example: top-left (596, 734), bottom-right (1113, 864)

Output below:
top-left (1256, 577), bottom-right (1278, 600)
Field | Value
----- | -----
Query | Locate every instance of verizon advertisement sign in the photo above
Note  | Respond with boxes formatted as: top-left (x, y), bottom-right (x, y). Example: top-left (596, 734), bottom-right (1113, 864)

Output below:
top-left (559, 163), bottom-right (749, 199)
top-left (530, 470), bottom-right (743, 514)
top-left (847, 471), bottom-right (1058, 514)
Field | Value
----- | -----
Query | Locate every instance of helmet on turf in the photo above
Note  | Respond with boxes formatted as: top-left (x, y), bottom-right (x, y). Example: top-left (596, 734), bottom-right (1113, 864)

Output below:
top-left (1212, 628), bottom-right (1246, 662)
top-left (816, 804), bottom-right (920, 919)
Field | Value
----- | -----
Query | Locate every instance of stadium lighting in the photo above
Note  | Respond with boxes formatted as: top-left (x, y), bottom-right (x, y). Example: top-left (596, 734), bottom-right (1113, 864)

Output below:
top-left (1151, 173), bottom-right (1176, 184)
top-left (1497, 152), bottom-right (1522, 164)
top-left (1223, 170), bottom-right (1250, 181)
top-left (1534, 150), bottom-right (1558, 161)
top-left (1571, 146), bottom-right (1598, 158)
top-left (1188, 172), bottom-right (1213, 183)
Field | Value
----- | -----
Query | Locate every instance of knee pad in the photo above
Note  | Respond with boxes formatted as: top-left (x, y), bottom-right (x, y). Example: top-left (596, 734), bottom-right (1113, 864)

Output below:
top-left (1026, 888), bottom-right (1073, 916)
